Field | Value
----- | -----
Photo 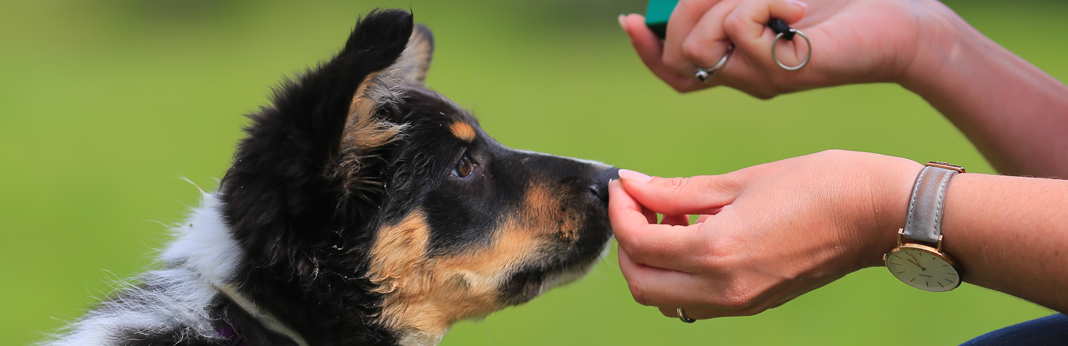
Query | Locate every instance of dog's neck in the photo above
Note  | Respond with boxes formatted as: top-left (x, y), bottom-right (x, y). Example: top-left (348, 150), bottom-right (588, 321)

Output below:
top-left (163, 193), bottom-right (446, 346)
top-left (215, 284), bottom-right (311, 346)
top-left (162, 193), bottom-right (313, 346)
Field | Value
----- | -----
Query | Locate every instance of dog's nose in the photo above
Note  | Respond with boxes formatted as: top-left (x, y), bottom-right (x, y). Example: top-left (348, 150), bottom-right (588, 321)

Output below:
top-left (588, 167), bottom-right (620, 205)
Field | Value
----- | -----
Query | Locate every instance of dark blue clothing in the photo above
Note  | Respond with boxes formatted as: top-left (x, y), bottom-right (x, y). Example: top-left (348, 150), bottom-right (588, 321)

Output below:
top-left (961, 314), bottom-right (1068, 346)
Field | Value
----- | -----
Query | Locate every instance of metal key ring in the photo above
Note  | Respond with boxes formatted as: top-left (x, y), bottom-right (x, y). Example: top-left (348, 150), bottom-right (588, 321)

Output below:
top-left (771, 29), bottom-right (811, 71)
top-left (694, 44), bottom-right (734, 83)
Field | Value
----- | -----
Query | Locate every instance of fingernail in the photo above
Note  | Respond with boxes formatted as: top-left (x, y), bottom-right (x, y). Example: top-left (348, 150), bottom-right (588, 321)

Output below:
top-left (788, 0), bottom-right (808, 9)
top-left (618, 14), bottom-right (626, 31)
top-left (618, 169), bottom-right (652, 183)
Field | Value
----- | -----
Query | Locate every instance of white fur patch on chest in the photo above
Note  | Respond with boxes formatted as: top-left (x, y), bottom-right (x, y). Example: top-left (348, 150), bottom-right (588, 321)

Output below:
top-left (42, 193), bottom-right (244, 346)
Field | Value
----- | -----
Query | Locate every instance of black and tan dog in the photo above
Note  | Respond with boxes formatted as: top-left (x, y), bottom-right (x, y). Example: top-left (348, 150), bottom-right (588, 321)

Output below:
top-left (44, 9), bottom-right (618, 346)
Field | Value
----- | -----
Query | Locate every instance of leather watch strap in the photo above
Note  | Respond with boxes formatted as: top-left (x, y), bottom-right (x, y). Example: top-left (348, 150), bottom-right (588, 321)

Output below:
top-left (902, 162), bottom-right (964, 244)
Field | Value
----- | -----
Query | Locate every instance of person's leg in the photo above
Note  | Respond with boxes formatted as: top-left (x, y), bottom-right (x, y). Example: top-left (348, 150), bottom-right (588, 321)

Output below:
top-left (961, 314), bottom-right (1068, 346)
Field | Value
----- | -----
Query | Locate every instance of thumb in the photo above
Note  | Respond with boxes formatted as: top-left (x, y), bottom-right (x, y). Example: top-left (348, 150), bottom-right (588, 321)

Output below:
top-left (618, 169), bottom-right (741, 216)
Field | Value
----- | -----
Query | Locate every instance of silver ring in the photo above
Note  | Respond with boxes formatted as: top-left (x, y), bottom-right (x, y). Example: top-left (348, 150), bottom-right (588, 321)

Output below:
top-left (677, 308), bottom-right (696, 323)
top-left (771, 29), bottom-right (811, 71)
top-left (694, 44), bottom-right (734, 83)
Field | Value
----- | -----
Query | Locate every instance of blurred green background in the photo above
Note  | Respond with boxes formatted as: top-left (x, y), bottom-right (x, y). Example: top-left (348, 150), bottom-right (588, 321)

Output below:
top-left (2, 0), bottom-right (1063, 345)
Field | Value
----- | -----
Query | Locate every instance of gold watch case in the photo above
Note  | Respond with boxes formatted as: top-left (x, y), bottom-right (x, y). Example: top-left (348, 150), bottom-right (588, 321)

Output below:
top-left (883, 229), bottom-right (962, 292)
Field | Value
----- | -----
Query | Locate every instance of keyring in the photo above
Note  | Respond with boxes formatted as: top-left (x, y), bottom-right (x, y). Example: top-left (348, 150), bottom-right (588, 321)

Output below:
top-left (767, 19), bottom-right (812, 71)
top-left (694, 44), bottom-right (734, 83)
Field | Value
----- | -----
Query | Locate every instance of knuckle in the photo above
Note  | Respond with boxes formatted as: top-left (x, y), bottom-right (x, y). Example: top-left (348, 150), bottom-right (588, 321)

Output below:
top-left (667, 177), bottom-right (690, 194)
top-left (700, 237), bottom-right (737, 269)
top-left (713, 170), bottom-right (746, 191)
top-left (742, 300), bottom-right (773, 316)
top-left (618, 241), bottom-right (640, 259)
top-left (612, 220), bottom-right (635, 238)
top-left (680, 39), bottom-right (705, 63)
top-left (723, 14), bottom-right (747, 38)
top-left (718, 289), bottom-right (757, 310)
top-left (675, 0), bottom-right (703, 14)
top-left (628, 280), bottom-right (652, 306)
top-left (661, 54), bottom-right (687, 73)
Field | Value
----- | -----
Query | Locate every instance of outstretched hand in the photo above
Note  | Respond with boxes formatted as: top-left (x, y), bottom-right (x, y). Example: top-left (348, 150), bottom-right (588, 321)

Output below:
top-left (608, 150), bottom-right (921, 319)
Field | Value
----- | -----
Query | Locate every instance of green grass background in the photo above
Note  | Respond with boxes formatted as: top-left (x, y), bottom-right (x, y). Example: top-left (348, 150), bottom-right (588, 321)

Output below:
top-left (2, 0), bottom-right (1063, 344)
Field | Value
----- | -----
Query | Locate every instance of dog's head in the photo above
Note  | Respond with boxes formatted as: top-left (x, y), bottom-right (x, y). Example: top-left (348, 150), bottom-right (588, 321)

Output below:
top-left (219, 9), bottom-right (617, 345)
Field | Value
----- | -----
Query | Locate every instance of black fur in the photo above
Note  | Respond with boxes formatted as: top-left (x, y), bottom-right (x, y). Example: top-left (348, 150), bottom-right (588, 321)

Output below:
top-left (52, 9), bottom-right (618, 346)
top-left (215, 9), bottom-right (617, 344)
top-left (218, 9), bottom-right (413, 346)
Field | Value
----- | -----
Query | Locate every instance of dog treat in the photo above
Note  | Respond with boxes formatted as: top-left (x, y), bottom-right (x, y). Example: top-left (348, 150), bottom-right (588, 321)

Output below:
top-left (645, 0), bottom-right (679, 40)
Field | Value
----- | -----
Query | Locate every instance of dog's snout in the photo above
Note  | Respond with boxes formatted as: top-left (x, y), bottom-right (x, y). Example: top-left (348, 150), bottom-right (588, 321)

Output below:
top-left (588, 167), bottom-right (620, 204)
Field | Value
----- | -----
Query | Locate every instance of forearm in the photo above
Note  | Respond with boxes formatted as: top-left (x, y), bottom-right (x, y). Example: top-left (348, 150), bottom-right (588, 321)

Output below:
top-left (939, 173), bottom-right (1068, 313)
top-left (900, 4), bottom-right (1068, 178)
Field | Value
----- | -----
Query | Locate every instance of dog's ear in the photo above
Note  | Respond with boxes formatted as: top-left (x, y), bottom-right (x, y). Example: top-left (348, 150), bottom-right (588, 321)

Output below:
top-left (393, 24), bottom-right (434, 85)
top-left (222, 9), bottom-right (422, 267)
top-left (339, 23), bottom-right (434, 196)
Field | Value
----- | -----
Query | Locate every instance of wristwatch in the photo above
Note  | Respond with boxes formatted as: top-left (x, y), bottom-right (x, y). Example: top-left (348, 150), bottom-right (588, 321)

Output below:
top-left (884, 162), bottom-right (964, 292)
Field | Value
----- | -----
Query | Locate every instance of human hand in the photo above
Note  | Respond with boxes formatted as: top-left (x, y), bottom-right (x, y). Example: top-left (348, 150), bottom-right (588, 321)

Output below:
top-left (619, 0), bottom-right (964, 97)
top-left (608, 150), bottom-right (921, 319)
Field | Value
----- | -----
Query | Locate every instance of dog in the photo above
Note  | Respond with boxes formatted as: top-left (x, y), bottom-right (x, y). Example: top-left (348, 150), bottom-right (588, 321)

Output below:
top-left (43, 9), bottom-right (618, 346)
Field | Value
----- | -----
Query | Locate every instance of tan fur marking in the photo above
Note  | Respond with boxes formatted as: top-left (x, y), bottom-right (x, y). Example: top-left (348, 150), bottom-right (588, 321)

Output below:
top-left (521, 181), bottom-right (580, 240)
top-left (368, 183), bottom-right (579, 338)
top-left (448, 121), bottom-right (476, 143)
top-left (369, 211), bottom-right (541, 336)
top-left (344, 72), bottom-right (405, 152)
top-left (336, 73), bottom-right (407, 195)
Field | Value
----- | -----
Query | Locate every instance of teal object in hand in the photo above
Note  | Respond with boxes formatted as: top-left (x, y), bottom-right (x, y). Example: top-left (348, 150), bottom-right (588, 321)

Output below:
top-left (645, 0), bottom-right (678, 40)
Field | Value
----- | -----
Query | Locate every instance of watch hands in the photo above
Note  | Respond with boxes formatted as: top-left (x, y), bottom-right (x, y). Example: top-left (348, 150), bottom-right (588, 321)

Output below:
top-left (905, 252), bottom-right (926, 271)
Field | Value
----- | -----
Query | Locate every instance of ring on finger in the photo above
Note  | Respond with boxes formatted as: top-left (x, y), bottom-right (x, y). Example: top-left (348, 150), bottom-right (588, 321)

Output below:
top-left (694, 44), bottom-right (734, 83)
top-left (677, 308), bottom-right (696, 323)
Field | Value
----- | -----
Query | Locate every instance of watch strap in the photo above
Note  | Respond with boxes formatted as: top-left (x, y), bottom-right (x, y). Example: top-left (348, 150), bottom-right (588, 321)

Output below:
top-left (902, 162), bottom-right (964, 244)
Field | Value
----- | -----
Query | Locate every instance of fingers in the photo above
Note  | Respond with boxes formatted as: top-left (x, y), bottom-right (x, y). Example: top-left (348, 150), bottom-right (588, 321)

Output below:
top-left (723, 0), bottom-right (808, 69)
top-left (618, 169), bottom-right (740, 216)
top-left (657, 305), bottom-right (763, 319)
top-left (632, 0), bottom-right (809, 95)
top-left (677, 1), bottom-right (736, 72)
top-left (662, 0), bottom-right (727, 75)
top-left (619, 14), bottom-right (706, 92)
top-left (609, 180), bottom-right (704, 269)
top-left (654, 273), bottom-right (818, 320)
top-left (622, 247), bottom-right (793, 319)
top-left (658, 306), bottom-right (753, 319)
top-left (618, 246), bottom-right (708, 307)
top-left (660, 214), bottom-right (690, 227)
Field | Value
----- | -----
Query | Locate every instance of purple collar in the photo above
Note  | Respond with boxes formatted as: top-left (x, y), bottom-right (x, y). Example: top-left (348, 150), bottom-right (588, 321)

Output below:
top-left (217, 323), bottom-right (251, 346)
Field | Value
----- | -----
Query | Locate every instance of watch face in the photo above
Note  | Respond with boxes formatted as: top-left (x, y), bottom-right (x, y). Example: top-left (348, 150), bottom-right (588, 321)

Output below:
top-left (885, 245), bottom-right (961, 292)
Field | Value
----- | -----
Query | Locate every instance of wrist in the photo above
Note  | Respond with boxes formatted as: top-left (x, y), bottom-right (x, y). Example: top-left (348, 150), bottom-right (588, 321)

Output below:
top-left (895, 1), bottom-right (986, 91)
top-left (857, 155), bottom-right (923, 268)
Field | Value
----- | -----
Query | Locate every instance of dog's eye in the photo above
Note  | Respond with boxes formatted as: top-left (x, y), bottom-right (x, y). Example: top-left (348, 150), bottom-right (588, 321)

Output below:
top-left (453, 153), bottom-right (473, 178)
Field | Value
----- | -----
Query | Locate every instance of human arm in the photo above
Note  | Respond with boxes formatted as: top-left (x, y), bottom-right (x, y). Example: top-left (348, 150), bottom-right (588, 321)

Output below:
top-left (608, 150), bottom-right (1068, 319)
top-left (898, 14), bottom-right (1068, 179)
top-left (619, 0), bottom-right (1068, 177)
top-left (939, 172), bottom-right (1068, 312)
